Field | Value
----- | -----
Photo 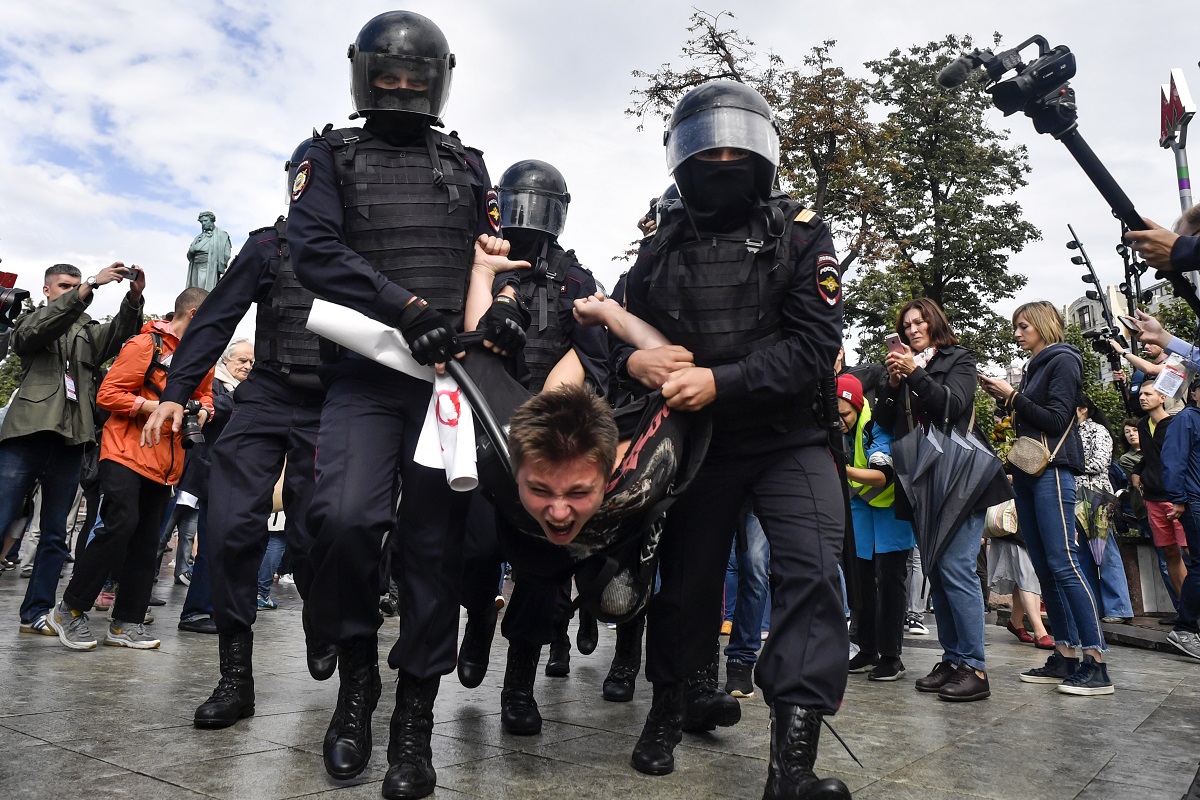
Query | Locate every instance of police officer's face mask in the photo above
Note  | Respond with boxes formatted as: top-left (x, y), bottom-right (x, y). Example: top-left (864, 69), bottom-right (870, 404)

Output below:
top-left (676, 157), bottom-right (758, 233)
top-left (366, 111), bottom-right (428, 144)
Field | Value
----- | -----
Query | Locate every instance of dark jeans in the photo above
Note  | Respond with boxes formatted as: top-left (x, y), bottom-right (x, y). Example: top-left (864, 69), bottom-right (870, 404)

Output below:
top-left (64, 461), bottom-right (170, 624)
top-left (646, 434), bottom-right (847, 713)
top-left (927, 512), bottom-right (987, 670)
top-left (0, 433), bottom-right (86, 624)
top-left (306, 363), bottom-right (469, 679)
top-left (1174, 500), bottom-right (1200, 634)
top-left (180, 503), bottom-right (212, 621)
top-left (724, 511), bottom-right (771, 665)
top-left (854, 548), bottom-right (911, 660)
top-left (1013, 467), bottom-right (1105, 652)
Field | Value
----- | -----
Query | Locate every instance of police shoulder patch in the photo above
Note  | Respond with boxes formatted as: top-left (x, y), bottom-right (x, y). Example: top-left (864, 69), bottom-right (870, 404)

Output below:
top-left (795, 208), bottom-right (817, 224)
top-left (486, 189), bottom-right (501, 232)
top-left (816, 254), bottom-right (841, 306)
top-left (291, 160), bottom-right (311, 203)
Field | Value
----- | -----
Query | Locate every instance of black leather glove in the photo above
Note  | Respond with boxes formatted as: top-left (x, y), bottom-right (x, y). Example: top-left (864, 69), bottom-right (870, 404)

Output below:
top-left (479, 295), bottom-right (531, 354)
top-left (398, 298), bottom-right (463, 366)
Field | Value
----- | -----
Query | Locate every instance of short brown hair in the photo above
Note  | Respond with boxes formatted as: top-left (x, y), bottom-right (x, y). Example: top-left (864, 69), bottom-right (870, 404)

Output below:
top-left (1011, 300), bottom-right (1064, 345)
top-left (174, 287), bottom-right (209, 316)
top-left (895, 297), bottom-right (958, 348)
top-left (509, 385), bottom-right (619, 477)
top-left (1175, 203), bottom-right (1200, 236)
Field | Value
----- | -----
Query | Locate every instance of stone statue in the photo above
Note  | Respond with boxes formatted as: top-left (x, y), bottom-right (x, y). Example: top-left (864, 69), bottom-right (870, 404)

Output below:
top-left (186, 211), bottom-right (232, 291)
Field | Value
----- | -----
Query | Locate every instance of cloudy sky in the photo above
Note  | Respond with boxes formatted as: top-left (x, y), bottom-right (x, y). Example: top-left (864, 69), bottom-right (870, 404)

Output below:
top-left (2, 1), bottom-right (1197, 353)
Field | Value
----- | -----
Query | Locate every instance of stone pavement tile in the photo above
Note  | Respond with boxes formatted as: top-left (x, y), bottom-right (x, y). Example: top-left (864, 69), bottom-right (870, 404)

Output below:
top-left (1073, 777), bottom-right (1175, 799)
top-left (1134, 702), bottom-right (1200, 739)
top-left (12, 762), bottom-right (214, 800)
top-left (853, 779), bottom-right (997, 799)
top-left (433, 711), bottom-right (597, 748)
top-left (0, 705), bottom-right (192, 742)
top-left (237, 709), bottom-right (337, 748)
top-left (58, 723), bottom-right (287, 773)
top-left (0, 740), bottom-right (129, 794)
top-left (1093, 750), bottom-right (1198, 797)
top-left (148, 745), bottom-right (386, 800)
top-left (299, 780), bottom-right (477, 798)
top-left (0, 722), bottom-right (51, 748)
top-left (292, 731), bottom-right (513, 771)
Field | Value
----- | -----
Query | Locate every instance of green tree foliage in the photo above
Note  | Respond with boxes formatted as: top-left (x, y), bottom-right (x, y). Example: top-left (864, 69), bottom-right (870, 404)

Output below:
top-left (0, 348), bottom-right (22, 408)
top-left (628, 16), bottom-right (1039, 366)
top-left (848, 35), bottom-right (1037, 367)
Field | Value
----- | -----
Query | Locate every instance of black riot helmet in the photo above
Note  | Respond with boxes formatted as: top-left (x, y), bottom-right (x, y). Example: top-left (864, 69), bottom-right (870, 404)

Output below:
top-left (347, 11), bottom-right (455, 122)
top-left (664, 80), bottom-right (780, 199)
top-left (285, 138), bottom-right (312, 205)
top-left (496, 160), bottom-right (571, 237)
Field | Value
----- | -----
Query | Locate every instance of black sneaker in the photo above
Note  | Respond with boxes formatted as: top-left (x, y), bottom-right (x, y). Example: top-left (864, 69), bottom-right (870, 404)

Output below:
top-left (1057, 655), bottom-right (1114, 696)
top-left (1019, 651), bottom-right (1079, 684)
top-left (847, 651), bottom-right (877, 674)
top-left (724, 661), bottom-right (754, 698)
top-left (867, 657), bottom-right (906, 682)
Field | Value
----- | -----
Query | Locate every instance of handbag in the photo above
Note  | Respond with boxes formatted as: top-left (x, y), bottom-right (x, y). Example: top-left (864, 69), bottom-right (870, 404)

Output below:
top-left (1006, 409), bottom-right (1073, 478)
top-left (983, 499), bottom-right (1018, 538)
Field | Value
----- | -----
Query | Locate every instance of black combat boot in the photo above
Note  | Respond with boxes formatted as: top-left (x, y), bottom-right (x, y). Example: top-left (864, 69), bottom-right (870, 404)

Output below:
top-left (630, 682), bottom-right (686, 776)
top-left (576, 609), bottom-right (599, 655)
top-left (762, 704), bottom-right (851, 800)
top-left (456, 603), bottom-right (498, 689)
top-left (683, 645), bottom-right (741, 733)
top-left (194, 631), bottom-right (255, 728)
top-left (303, 609), bottom-right (337, 681)
top-left (382, 672), bottom-right (440, 799)
top-left (501, 641), bottom-right (543, 735)
top-left (323, 635), bottom-right (382, 780)
top-left (544, 619), bottom-right (571, 677)
top-left (603, 615), bottom-right (644, 702)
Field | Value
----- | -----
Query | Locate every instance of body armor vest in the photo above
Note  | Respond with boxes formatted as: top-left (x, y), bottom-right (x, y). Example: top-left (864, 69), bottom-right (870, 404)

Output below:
top-left (646, 195), bottom-right (804, 368)
top-left (255, 217), bottom-right (324, 372)
top-left (517, 241), bottom-right (575, 392)
top-left (324, 126), bottom-right (478, 317)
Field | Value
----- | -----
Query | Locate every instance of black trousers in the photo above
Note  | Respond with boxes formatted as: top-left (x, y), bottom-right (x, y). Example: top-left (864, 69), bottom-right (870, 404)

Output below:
top-left (854, 549), bottom-right (911, 659)
top-left (646, 433), bottom-right (848, 713)
top-left (65, 461), bottom-right (170, 623)
top-left (208, 369), bottom-right (322, 635)
top-left (459, 493), bottom-right (570, 646)
top-left (307, 362), bottom-right (469, 678)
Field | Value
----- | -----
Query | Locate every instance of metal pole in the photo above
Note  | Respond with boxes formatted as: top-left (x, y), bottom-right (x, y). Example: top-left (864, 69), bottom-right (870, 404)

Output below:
top-left (1169, 137), bottom-right (1194, 213)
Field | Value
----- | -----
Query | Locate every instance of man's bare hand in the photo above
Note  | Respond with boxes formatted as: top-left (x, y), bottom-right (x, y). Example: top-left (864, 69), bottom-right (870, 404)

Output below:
top-left (1126, 309), bottom-right (1171, 349)
top-left (1125, 219), bottom-right (1179, 272)
top-left (626, 345), bottom-right (695, 390)
top-left (476, 234), bottom-right (510, 257)
top-left (128, 265), bottom-right (146, 299)
top-left (662, 366), bottom-right (716, 411)
top-left (142, 401), bottom-right (184, 446)
top-left (473, 241), bottom-right (529, 275)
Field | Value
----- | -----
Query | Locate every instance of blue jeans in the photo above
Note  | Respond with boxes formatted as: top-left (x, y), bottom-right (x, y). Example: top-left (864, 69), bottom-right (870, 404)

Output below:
top-left (1077, 526), bottom-right (1133, 618)
top-left (157, 494), bottom-right (198, 580)
top-left (1174, 501), bottom-right (1200, 634)
top-left (927, 510), bottom-right (987, 671)
top-left (1013, 468), bottom-right (1105, 652)
top-left (0, 434), bottom-right (85, 624)
top-left (257, 532), bottom-right (286, 599)
top-left (724, 512), bottom-right (771, 664)
top-left (181, 503), bottom-right (212, 621)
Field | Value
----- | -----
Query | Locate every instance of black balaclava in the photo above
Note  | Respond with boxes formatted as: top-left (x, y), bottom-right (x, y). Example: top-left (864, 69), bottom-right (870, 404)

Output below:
top-left (365, 110), bottom-right (428, 146)
top-left (504, 228), bottom-right (549, 262)
top-left (674, 156), bottom-right (759, 234)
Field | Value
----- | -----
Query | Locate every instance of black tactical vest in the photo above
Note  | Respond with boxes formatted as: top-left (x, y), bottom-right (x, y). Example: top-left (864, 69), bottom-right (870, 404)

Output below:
top-left (255, 217), bottom-right (324, 372)
top-left (647, 195), bottom-right (804, 368)
top-left (323, 126), bottom-right (478, 319)
top-left (517, 241), bottom-right (576, 391)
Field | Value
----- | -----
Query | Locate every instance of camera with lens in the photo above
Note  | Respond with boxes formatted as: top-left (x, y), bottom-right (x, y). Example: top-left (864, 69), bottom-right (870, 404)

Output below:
top-left (180, 400), bottom-right (205, 450)
top-left (1082, 326), bottom-right (1126, 372)
top-left (1, 271), bottom-right (30, 331)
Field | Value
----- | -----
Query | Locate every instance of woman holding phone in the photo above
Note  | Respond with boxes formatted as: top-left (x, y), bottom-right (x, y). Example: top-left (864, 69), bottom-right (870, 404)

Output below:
top-left (874, 298), bottom-right (992, 702)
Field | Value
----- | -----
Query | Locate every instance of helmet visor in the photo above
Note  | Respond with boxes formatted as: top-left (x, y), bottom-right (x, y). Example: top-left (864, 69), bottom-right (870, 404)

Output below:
top-left (351, 53), bottom-right (452, 119)
top-left (665, 106), bottom-right (780, 173)
top-left (498, 189), bottom-right (568, 237)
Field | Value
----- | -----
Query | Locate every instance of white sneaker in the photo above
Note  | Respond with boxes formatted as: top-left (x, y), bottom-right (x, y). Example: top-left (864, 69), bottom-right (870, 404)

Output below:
top-left (105, 620), bottom-right (161, 649)
top-left (278, 574), bottom-right (295, 586)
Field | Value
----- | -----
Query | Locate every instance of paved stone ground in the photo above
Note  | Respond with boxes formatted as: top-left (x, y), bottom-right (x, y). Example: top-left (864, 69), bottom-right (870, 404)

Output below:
top-left (2, 566), bottom-right (1198, 800)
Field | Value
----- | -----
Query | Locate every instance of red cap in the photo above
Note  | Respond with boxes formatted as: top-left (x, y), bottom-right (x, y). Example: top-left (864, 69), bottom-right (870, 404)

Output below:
top-left (836, 373), bottom-right (864, 413)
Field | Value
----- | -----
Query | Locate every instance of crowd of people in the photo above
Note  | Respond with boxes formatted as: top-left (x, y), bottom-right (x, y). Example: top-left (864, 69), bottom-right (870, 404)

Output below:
top-left (2, 10), bottom-right (1200, 800)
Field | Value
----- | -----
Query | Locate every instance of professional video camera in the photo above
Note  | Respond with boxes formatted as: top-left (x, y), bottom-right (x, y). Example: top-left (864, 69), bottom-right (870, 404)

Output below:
top-left (938, 36), bottom-right (1200, 322)
top-left (1, 271), bottom-right (30, 331)
top-left (180, 400), bottom-right (205, 450)
top-left (1081, 326), bottom-right (1125, 357)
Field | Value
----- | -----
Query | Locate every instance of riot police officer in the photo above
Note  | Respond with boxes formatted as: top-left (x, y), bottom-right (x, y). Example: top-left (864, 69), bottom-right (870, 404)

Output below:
top-left (616, 80), bottom-right (851, 799)
top-left (288, 12), bottom-right (525, 800)
top-left (454, 160), bottom-right (609, 736)
top-left (142, 141), bottom-right (335, 729)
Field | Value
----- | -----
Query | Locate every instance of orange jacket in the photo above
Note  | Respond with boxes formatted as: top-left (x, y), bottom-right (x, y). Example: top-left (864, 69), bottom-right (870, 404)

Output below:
top-left (97, 320), bottom-right (214, 485)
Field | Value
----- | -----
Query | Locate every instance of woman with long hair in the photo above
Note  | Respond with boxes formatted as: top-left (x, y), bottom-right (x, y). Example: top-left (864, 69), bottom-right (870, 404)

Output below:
top-left (980, 301), bottom-right (1113, 695)
top-left (875, 297), bottom-right (993, 702)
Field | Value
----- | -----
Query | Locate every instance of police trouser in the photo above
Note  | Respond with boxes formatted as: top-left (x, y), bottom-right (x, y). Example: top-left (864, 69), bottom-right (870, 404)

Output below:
top-left (459, 493), bottom-right (570, 646)
top-left (208, 369), bottom-right (322, 635)
top-left (645, 431), bottom-right (848, 714)
top-left (307, 360), bottom-right (470, 679)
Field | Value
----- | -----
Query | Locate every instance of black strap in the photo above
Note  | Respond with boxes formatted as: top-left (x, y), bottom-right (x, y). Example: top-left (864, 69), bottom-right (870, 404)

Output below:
top-left (142, 331), bottom-right (168, 398)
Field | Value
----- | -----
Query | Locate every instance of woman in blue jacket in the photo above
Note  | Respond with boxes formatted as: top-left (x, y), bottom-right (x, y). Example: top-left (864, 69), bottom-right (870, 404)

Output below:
top-left (981, 301), bottom-right (1112, 696)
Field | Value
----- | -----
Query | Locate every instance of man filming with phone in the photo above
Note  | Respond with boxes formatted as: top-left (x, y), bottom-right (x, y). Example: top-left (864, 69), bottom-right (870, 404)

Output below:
top-left (0, 262), bottom-right (144, 637)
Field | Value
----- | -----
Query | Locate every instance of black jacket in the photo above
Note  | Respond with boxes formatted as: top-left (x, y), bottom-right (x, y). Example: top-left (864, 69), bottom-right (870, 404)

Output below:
top-left (1010, 343), bottom-right (1085, 475)
top-left (1134, 413), bottom-right (1175, 502)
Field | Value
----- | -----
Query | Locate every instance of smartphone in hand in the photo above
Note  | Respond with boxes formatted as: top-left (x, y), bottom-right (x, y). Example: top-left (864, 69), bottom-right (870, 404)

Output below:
top-left (885, 332), bottom-right (904, 354)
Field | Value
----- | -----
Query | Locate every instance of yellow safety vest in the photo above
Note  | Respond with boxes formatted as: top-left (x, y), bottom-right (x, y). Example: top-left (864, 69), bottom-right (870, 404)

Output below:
top-left (848, 401), bottom-right (895, 508)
